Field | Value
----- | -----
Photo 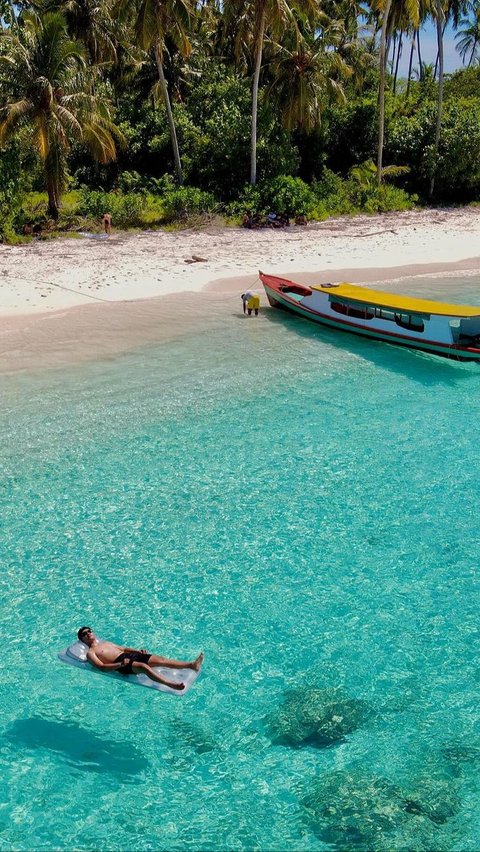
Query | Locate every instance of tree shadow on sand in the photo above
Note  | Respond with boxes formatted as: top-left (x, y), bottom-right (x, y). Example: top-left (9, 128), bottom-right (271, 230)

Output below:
top-left (6, 716), bottom-right (149, 781)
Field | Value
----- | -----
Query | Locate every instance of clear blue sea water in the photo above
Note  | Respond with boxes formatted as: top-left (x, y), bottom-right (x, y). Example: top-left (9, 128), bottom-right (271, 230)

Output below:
top-left (0, 274), bottom-right (479, 851)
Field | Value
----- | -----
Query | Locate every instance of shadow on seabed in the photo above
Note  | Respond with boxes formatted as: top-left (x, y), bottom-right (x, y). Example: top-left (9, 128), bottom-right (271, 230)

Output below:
top-left (261, 304), bottom-right (478, 388)
top-left (6, 716), bottom-right (150, 780)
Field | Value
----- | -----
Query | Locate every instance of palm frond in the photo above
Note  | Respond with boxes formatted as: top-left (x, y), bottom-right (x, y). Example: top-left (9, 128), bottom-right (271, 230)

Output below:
top-left (0, 99), bottom-right (33, 141)
top-left (33, 115), bottom-right (51, 159)
top-left (135, 0), bottom-right (159, 50)
top-left (81, 121), bottom-right (117, 162)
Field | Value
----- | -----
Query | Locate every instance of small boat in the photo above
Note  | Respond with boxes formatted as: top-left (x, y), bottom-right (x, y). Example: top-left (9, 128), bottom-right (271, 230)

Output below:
top-left (260, 272), bottom-right (480, 362)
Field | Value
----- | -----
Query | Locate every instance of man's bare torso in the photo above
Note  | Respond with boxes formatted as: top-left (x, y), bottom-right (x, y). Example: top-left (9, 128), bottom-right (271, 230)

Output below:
top-left (91, 640), bottom-right (124, 663)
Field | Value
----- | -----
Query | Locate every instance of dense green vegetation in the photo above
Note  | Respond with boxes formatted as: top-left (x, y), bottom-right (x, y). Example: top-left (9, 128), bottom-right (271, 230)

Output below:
top-left (1, 0), bottom-right (480, 240)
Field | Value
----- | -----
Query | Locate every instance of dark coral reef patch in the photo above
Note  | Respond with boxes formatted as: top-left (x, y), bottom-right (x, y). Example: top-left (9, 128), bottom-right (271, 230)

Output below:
top-left (302, 766), bottom-right (462, 851)
top-left (268, 686), bottom-right (373, 748)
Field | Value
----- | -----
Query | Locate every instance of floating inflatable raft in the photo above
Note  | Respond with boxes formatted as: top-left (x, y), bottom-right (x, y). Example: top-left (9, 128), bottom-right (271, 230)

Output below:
top-left (58, 640), bottom-right (200, 695)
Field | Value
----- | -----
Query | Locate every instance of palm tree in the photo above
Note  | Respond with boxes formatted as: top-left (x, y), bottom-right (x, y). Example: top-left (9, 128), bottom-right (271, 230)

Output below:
top-left (0, 10), bottom-right (123, 218)
top-left (429, 0), bottom-right (444, 196)
top-left (405, 28), bottom-right (416, 94)
top-left (350, 158), bottom-right (409, 202)
top-left (267, 23), bottom-right (352, 132)
top-left (416, 22), bottom-right (423, 74)
top-left (374, 0), bottom-right (421, 184)
top-left (392, 29), bottom-right (403, 90)
top-left (224, 0), bottom-right (316, 185)
top-left (118, 0), bottom-right (193, 185)
top-left (376, 0), bottom-right (393, 184)
top-left (41, 0), bottom-right (119, 64)
top-left (456, 8), bottom-right (480, 66)
top-left (406, 0), bottom-right (433, 91)
top-left (435, 0), bottom-right (470, 76)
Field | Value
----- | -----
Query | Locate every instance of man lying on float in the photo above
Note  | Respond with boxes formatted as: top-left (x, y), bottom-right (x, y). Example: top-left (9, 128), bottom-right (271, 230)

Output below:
top-left (77, 626), bottom-right (204, 692)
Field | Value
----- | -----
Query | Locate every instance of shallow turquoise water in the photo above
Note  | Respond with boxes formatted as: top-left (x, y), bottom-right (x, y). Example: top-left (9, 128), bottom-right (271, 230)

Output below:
top-left (0, 275), bottom-right (479, 851)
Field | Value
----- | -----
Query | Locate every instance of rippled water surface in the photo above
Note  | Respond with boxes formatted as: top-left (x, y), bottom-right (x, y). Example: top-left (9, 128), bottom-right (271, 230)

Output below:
top-left (0, 275), bottom-right (479, 851)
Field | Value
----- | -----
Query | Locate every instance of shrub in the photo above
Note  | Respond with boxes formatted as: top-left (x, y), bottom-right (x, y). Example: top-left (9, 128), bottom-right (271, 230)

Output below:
top-left (387, 98), bottom-right (480, 200)
top-left (147, 174), bottom-right (176, 195)
top-left (344, 160), bottom-right (416, 212)
top-left (259, 175), bottom-right (315, 217)
top-left (17, 191), bottom-right (47, 225)
top-left (355, 183), bottom-right (417, 213)
top-left (443, 66), bottom-right (480, 101)
top-left (117, 170), bottom-right (147, 193)
top-left (312, 169), bottom-right (344, 201)
top-left (225, 184), bottom-right (263, 217)
top-left (309, 163), bottom-right (417, 217)
top-left (77, 189), bottom-right (146, 226)
top-left (0, 143), bottom-right (22, 241)
top-left (325, 98), bottom-right (379, 174)
top-left (310, 173), bottom-right (355, 216)
top-left (161, 186), bottom-right (218, 221)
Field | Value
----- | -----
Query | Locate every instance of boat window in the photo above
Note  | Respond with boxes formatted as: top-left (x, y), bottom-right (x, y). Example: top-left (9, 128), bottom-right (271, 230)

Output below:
top-left (394, 313), bottom-right (425, 332)
top-left (349, 305), bottom-right (374, 320)
top-left (330, 301), bottom-right (373, 320)
top-left (375, 308), bottom-right (395, 321)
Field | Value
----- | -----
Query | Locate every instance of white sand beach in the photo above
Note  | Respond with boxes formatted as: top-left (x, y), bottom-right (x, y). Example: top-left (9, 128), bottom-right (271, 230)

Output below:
top-left (1, 207), bottom-right (479, 374)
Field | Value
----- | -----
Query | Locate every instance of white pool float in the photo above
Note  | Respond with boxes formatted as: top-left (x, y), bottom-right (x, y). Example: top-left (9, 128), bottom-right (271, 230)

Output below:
top-left (58, 640), bottom-right (200, 695)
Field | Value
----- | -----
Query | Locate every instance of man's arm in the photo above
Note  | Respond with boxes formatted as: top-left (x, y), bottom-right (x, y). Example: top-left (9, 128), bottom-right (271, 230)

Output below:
top-left (87, 649), bottom-right (124, 671)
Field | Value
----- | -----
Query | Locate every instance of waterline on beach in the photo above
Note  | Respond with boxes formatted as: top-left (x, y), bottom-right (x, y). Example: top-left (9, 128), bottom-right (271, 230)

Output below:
top-left (2, 263), bottom-right (480, 377)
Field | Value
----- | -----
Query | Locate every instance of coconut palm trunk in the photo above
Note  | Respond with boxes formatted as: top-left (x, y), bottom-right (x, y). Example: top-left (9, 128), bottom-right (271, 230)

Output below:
top-left (434, 19), bottom-right (447, 77)
top-left (250, 8), bottom-right (266, 186)
top-left (468, 40), bottom-right (478, 66)
top-left (430, 0), bottom-right (444, 197)
top-left (45, 136), bottom-right (64, 220)
top-left (406, 33), bottom-right (415, 96)
top-left (417, 27), bottom-right (423, 77)
top-left (386, 34), bottom-right (393, 71)
top-left (377, 0), bottom-right (392, 185)
top-left (393, 30), bottom-right (403, 93)
top-left (154, 42), bottom-right (183, 185)
top-left (46, 175), bottom-right (60, 219)
top-left (45, 146), bottom-right (59, 218)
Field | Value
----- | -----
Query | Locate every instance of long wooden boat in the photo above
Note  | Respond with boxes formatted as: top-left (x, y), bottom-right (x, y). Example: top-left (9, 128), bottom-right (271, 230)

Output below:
top-left (260, 272), bottom-right (480, 362)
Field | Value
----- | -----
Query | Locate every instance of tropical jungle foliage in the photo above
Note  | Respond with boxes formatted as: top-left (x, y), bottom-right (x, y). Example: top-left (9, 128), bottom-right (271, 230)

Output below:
top-left (1, 0), bottom-right (480, 238)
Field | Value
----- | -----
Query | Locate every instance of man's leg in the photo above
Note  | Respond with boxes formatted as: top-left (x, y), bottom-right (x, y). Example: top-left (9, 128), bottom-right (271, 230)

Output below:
top-left (148, 652), bottom-right (204, 671)
top-left (132, 662), bottom-right (185, 690)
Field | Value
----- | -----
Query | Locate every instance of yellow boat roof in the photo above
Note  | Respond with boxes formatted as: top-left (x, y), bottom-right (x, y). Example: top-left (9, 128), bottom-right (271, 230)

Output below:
top-left (311, 283), bottom-right (480, 318)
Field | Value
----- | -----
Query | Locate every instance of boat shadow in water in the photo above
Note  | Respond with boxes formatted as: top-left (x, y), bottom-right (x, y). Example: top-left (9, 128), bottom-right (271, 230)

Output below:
top-left (262, 307), bottom-right (478, 387)
top-left (6, 716), bottom-right (150, 781)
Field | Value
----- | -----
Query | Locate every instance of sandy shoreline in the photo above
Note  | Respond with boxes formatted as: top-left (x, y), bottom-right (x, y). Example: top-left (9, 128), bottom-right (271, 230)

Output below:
top-left (1, 208), bottom-right (480, 375)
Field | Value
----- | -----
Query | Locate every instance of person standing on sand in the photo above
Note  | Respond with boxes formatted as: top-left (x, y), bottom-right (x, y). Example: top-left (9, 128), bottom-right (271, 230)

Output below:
top-left (77, 626), bottom-right (204, 691)
top-left (101, 213), bottom-right (112, 235)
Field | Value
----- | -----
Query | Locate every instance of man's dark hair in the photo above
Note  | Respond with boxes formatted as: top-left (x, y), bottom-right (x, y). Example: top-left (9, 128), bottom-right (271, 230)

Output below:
top-left (77, 626), bottom-right (92, 641)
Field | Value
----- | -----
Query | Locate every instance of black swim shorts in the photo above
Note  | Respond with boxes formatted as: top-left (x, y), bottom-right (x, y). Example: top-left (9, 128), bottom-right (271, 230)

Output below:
top-left (114, 651), bottom-right (152, 675)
